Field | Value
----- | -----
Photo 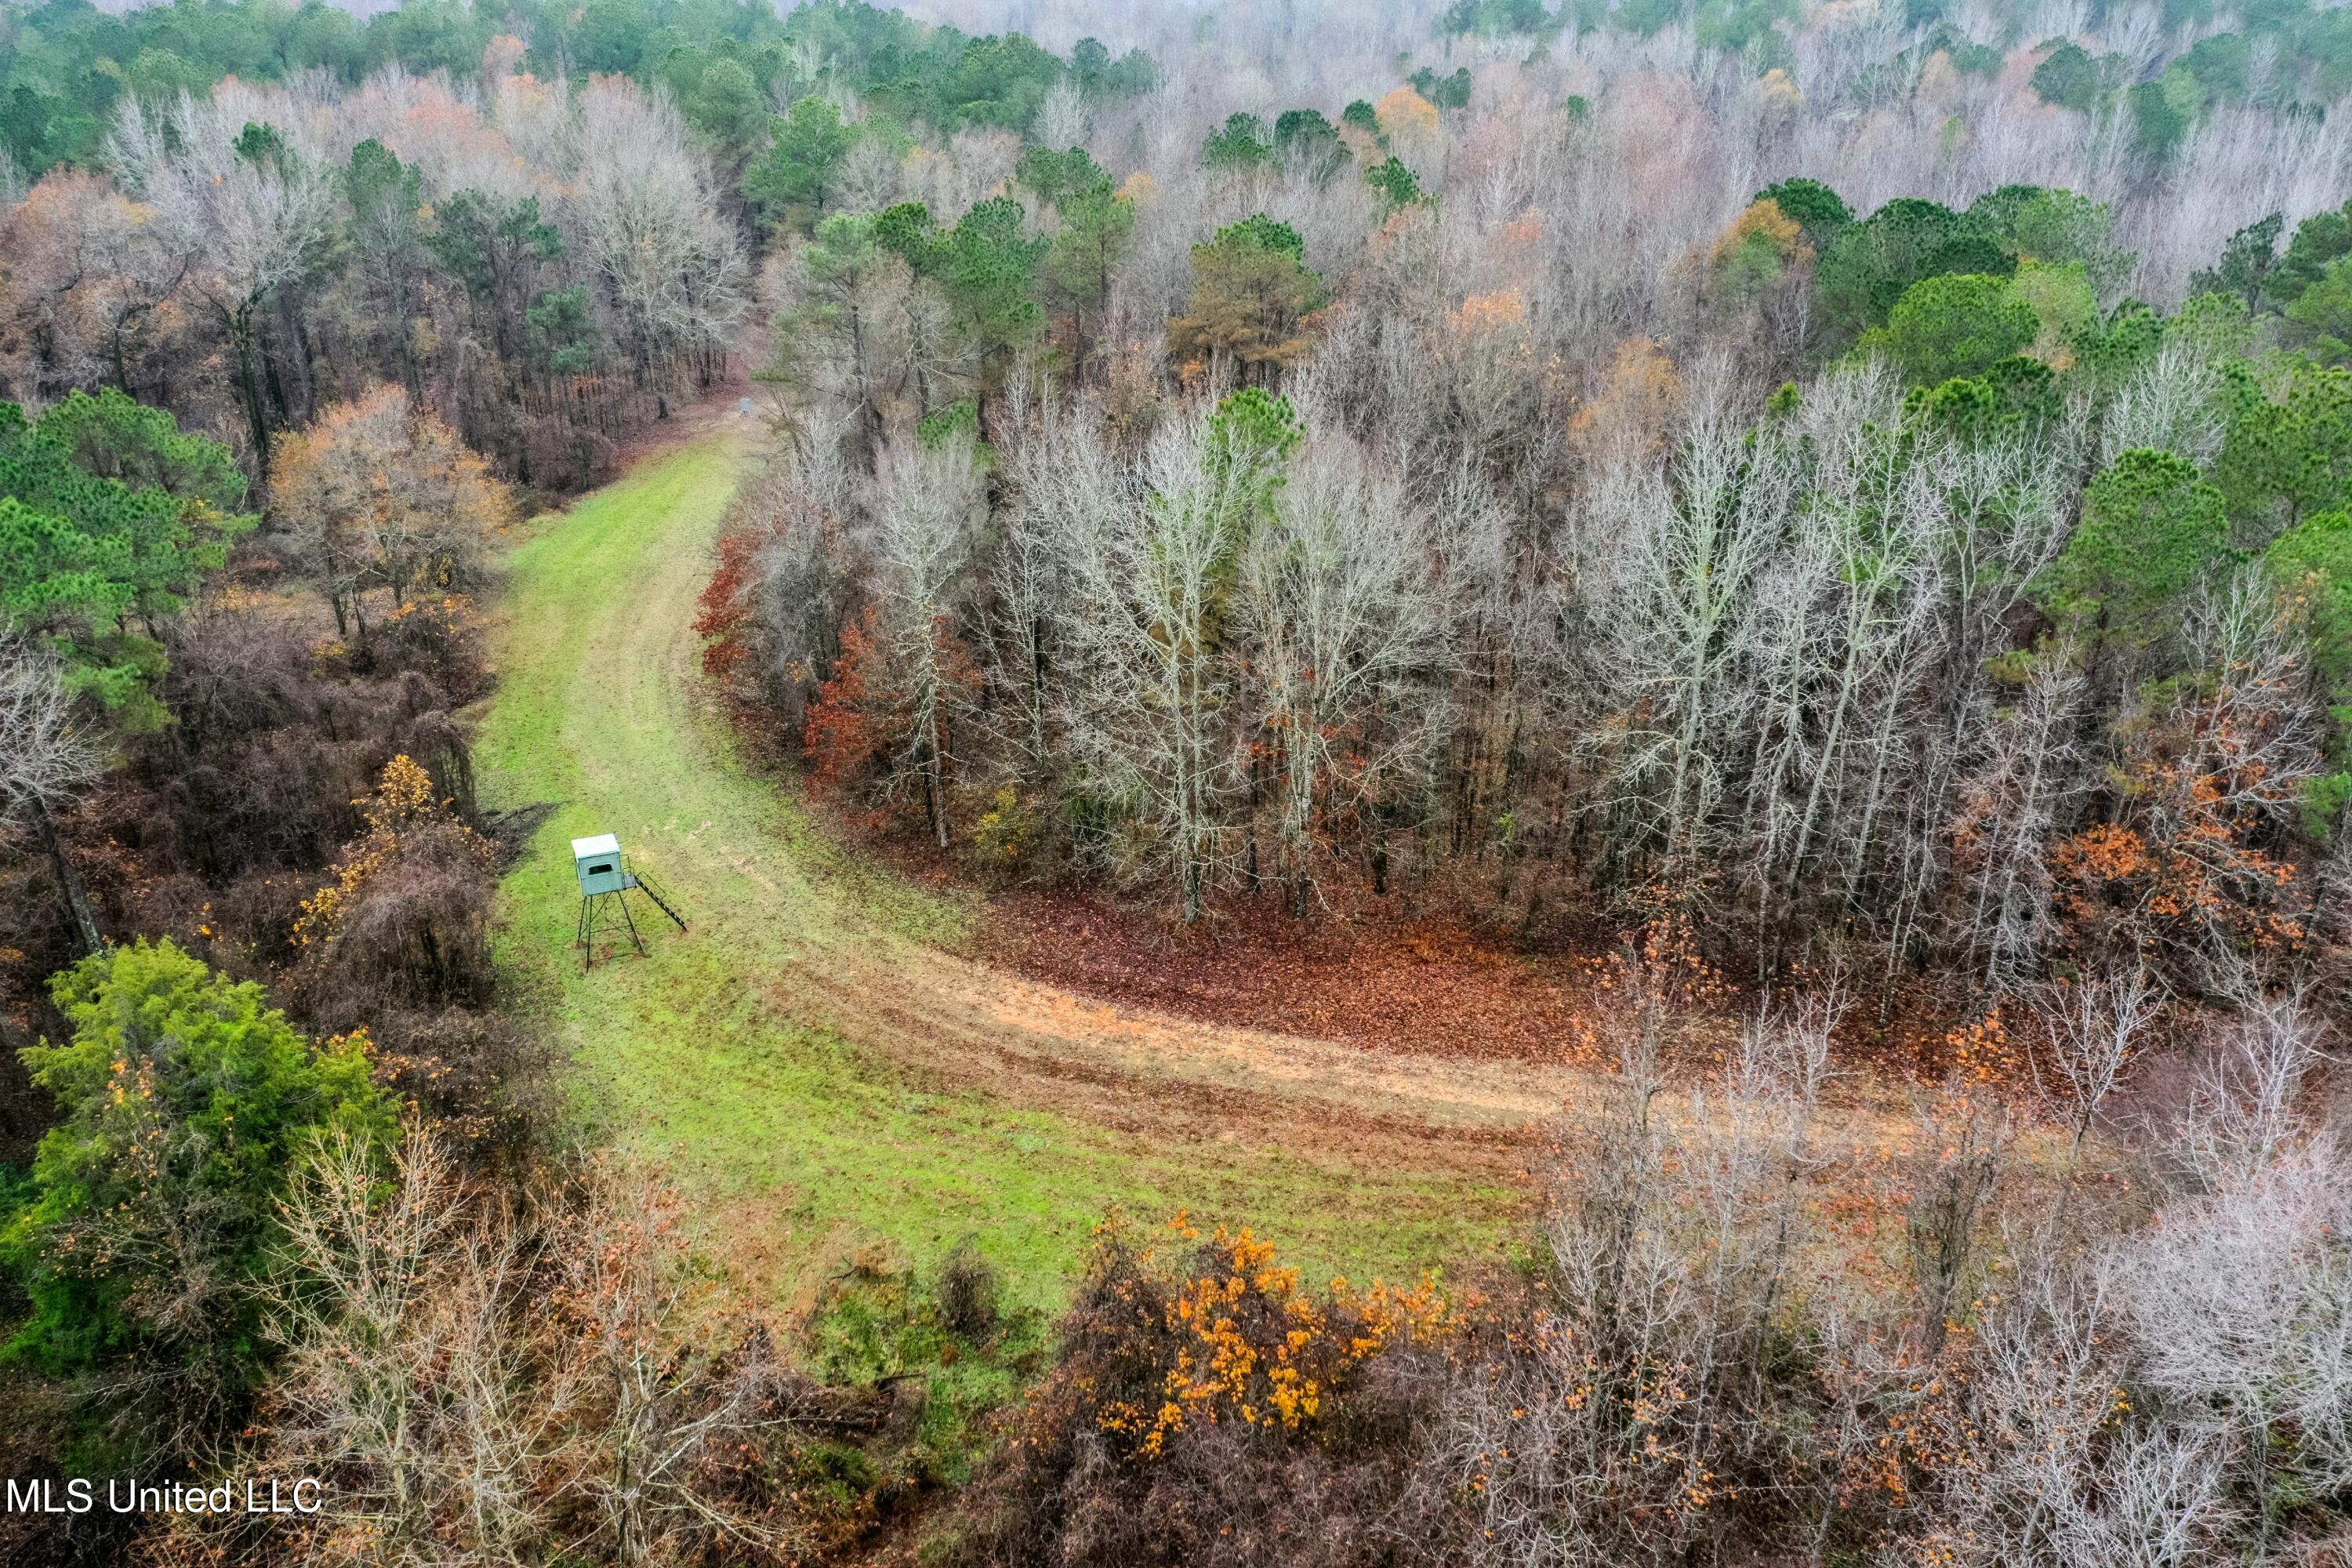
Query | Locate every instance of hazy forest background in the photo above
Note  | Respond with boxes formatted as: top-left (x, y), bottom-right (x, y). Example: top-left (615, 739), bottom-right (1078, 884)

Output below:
top-left (4, 0), bottom-right (2352, 1560)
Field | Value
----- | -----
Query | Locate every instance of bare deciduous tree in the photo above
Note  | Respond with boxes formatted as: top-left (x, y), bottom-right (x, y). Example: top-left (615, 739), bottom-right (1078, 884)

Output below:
top-left (0, 639), bottom-right (108, 953)
top-left (862, 435), bottom-right (987, 848)
top-left (2116, 1138), bottom-right (2352, 1558)
top-left (1236, 429), bottom-right (1448, 913)
top-left (271, 384), bottom-right (514, 640)
top-left (2036, 961), bottom-right (2164, 1178)
top-left (1050, 405), bottom-right (1258, 920)
top-left (107, 87), bottom-right (338, 469)
top-left (1572, 380), bottom-right (1797, 898)
top-left (567, 78), bottom-right (749, 415)
top-left (1951, 649), bottom-right (2087, 993)
top-left (232, 1123), bottom-right (802, 1568)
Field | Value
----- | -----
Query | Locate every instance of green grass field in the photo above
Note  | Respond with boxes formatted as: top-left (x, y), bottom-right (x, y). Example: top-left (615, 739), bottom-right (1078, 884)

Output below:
top-left (474, 428), bottom-right (1516, 1308)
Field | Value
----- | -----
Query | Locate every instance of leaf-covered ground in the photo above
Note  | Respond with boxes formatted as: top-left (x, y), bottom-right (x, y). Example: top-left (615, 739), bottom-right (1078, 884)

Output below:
top-left (979, 893), bottom-right (1610, 1065)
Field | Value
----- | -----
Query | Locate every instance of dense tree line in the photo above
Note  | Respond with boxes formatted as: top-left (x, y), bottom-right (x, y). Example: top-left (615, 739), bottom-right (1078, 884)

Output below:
top-left (723, 244), bottom-right (2352, 1004)
top-left (0, 0), bottom-right (1158, 491)
top-left (2, 67), bottom-right (746, 488)
top-left (1, 0), bottom-right (1154, 185)
top-left (684, 0), bottom-right (2352, 1015)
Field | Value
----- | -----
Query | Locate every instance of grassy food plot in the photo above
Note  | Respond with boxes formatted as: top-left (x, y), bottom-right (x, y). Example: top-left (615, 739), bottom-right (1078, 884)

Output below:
top-left (474, 428), bottom-right (1518, 1309)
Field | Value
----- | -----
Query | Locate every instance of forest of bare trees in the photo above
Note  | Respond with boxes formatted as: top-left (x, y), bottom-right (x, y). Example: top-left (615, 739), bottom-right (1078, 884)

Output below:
top-left (707, 0), bottom-right (2352, 1014)
top-left (5, 66), bottom-right (746, 488)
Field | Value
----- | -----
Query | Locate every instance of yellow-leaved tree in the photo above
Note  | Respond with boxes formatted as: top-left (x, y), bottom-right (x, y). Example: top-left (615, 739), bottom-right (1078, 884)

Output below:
top-left (294, 753), bottom-right (496, 1020)
top-left (272, 385), bottom-right (511, 645)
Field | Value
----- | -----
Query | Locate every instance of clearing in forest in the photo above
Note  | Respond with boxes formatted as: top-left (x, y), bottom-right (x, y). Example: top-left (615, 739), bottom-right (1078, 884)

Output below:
top-left (474, 425), bottom-right (1558, 1305)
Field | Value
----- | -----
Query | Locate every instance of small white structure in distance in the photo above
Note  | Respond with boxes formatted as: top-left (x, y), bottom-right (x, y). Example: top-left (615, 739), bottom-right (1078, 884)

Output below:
top-left (568, 831), bottom-right (688, 969)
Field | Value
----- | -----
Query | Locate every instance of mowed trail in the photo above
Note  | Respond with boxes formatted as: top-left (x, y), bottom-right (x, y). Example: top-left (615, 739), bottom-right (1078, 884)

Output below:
top-left (475, 423), bottom-right (1584, 1300)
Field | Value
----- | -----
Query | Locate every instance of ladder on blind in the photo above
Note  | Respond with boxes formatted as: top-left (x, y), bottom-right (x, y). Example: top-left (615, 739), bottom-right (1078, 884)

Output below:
top-left (622, 868), bottom-right (688, 931)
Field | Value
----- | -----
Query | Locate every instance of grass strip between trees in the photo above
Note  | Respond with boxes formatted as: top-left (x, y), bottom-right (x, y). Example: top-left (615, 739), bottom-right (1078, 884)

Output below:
top-left (474, 428), bottom-right (1516, 1308)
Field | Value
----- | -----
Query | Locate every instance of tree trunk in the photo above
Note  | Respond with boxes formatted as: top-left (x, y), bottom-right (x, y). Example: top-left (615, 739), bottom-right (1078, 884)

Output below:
top-left (30, 798), bottom-right (103, 957)
top-left (233, 308), bottom-right (274, 478)
top-left (927, 717), bottom-right (949, 851)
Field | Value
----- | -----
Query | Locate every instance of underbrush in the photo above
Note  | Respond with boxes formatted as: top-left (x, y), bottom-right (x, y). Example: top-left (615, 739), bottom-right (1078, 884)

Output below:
top-left (0, 590), bottom-right (521, 1163)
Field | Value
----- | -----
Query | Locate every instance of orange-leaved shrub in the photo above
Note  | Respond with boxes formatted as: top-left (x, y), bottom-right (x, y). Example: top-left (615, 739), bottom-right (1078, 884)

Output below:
top-left (947, 1216), bottom-right (1454, 1567)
